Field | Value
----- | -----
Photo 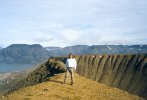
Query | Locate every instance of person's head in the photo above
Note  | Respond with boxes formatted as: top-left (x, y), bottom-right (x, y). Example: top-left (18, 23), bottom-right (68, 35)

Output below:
top-left (68, 53), bottom-right (73, 59)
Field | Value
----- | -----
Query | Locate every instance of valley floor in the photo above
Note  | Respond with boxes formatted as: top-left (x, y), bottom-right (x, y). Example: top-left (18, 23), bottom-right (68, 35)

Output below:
top-left (1, 73), bottom-right (144, 100)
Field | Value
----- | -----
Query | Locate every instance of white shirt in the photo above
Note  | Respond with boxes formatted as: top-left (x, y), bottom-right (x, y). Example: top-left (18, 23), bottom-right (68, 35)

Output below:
top-left (65, 58), bottom-right (77, 69)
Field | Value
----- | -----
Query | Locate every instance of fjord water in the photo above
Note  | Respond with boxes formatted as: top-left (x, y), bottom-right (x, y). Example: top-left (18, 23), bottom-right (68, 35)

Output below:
top-left (0, 63), bottom-right (34, 73)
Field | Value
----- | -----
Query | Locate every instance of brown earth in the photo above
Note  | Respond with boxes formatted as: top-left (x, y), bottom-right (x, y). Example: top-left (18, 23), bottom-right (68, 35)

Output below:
top-left (1, 73), bottom-right (144, 100)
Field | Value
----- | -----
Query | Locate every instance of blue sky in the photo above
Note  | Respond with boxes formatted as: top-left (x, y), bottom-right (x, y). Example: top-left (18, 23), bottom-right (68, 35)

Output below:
top-left (0, 0), bottom-right (147, 47)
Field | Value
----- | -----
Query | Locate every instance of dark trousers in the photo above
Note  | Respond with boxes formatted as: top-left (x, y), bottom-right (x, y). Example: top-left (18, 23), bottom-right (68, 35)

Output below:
top-left (64, 67), bottom-right (74, 83)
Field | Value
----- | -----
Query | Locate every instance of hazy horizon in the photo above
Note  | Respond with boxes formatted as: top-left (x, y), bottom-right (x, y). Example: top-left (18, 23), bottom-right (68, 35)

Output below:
top-left (0, 43), bottom-right (147, 48)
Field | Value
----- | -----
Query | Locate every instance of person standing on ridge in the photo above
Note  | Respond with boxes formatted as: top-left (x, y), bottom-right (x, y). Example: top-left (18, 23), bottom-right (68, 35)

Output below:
top-left (63, 53), bottom-right (77, 85)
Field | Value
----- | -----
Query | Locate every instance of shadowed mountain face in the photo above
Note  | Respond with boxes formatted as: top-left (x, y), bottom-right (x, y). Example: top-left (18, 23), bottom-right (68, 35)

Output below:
top-left (0, 44), bottom-right (50, 63)
top-left (73, 54), bottom-right (147, 99)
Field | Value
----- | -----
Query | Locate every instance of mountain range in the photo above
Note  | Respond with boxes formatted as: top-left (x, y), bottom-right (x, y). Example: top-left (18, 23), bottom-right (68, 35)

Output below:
top-left (0, 44), bottom-right (50, 64)
top-left (46, 45), bottom-right (147, 56)
top-left (0, 44), bottom-right (147, 64)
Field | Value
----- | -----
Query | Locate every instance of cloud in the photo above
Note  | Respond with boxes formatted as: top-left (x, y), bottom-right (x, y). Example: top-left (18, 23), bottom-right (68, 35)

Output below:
top-left (33, 37), bottom-right (54, 42)
top-left (0, 0), bottom-right (147, 47)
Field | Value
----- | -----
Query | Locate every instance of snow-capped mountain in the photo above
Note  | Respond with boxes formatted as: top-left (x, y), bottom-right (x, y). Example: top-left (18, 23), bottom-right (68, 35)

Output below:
top-left (45, 45), bottom-right (147, 56)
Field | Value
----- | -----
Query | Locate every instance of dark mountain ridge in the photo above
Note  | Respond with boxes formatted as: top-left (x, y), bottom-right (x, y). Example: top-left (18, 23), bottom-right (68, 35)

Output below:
top-left (0, 44), bottom-right (50, 64)
top-left (46, 44), bottom-right (147, 56)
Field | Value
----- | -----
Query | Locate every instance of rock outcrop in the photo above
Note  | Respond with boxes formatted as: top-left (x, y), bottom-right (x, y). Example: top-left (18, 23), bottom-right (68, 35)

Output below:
top-left (6, 58), bottom-right (65, 94)
top-left (74, 54), bottom-right (147, 99)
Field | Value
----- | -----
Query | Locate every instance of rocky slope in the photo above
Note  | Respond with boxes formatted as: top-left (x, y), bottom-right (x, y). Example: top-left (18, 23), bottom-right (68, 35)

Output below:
top-left (0, 58), bottom-right (65, 95)
top-left (1, 73), bottom-right (143, 100)
top-left (72, 54), bottom-right (147, 99)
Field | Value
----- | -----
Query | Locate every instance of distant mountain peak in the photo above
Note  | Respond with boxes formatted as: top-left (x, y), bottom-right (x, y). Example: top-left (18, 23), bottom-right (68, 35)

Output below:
top-left (0, 44), bottom-right (49, 64)
top-left (7, 44), bottom-right (43, 48)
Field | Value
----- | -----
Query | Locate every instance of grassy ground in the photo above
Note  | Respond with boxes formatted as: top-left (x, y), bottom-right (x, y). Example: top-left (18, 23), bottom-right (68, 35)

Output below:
top-left (1, 73), bottom-right (144, 100)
